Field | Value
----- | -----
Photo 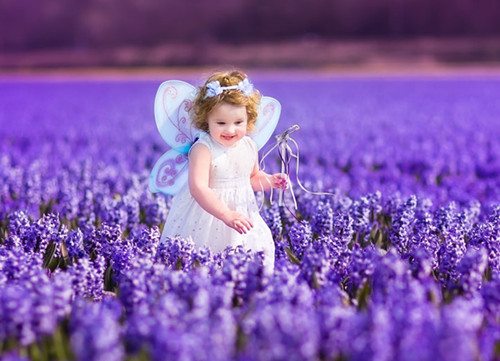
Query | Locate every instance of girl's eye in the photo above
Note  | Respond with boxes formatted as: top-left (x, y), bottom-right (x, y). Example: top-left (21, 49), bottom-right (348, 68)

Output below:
top-left (235, 121), bottom-right (243, 125)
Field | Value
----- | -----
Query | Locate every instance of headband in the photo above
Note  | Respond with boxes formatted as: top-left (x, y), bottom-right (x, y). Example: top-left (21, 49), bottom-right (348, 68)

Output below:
top-left (204, 78), bottom-right (254, 99)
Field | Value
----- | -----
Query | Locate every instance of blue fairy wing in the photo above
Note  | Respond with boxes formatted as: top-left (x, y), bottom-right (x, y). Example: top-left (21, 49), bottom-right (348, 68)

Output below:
top-left (251, 96), bottom-right (281, 150)
top-left (149, 148), bottom-right (189, 195)
top-left (151, 80), bottom-right (203, 195)
top-left (154, 80), bottom-right (202, 151)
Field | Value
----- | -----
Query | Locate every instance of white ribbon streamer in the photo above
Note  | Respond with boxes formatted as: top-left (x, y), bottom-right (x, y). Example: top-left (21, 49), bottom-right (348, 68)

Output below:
top-left (259, 124), bottom-right (335, 210)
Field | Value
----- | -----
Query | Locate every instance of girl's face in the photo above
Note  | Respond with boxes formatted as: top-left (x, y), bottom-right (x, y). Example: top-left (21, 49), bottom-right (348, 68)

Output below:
top-left (207, 102), bottom-right (248, 147)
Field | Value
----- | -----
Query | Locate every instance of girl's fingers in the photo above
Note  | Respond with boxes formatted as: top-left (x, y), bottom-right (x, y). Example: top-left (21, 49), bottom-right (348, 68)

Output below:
top-left (274, 175), bottom-right (288, 189)
top-left (234, 217), bottom-right (253, 233)
top-left (240, 218), bottom-right (253, 231)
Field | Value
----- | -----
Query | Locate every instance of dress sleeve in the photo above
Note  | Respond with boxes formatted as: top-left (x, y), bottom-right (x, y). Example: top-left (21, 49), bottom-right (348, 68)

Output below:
top-left (247, 136), bottom-right (259, 155)
top-left (246, 136), bottom-right (259, 166)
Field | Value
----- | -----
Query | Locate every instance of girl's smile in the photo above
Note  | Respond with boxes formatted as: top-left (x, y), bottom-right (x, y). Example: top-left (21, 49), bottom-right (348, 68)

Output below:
top-left (207, 102), bottom-right (248, 147)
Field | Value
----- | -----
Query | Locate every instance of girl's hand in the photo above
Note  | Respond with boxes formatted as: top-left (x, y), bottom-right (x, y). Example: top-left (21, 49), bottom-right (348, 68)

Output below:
top-left (221, 211), bottom-right (254, 234)
top-left (271, 173), bottom-right (289, 190)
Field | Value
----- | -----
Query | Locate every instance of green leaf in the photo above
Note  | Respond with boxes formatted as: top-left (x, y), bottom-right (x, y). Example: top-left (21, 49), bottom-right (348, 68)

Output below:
top-left (494, 340), bottom-right (500, 359)
top-left (312, 271), bottom-right (321, 290)
top-left (43, 241), bottom-right (57, 269)
top-left (285, 247), bottom-right (300, 264)
top-left (235, 325), bottom-right (247, 351)
top-left (175, 257), bottom-right (184, 270)
top-left (356, 281), bottom-right (372, 310)
top-left (104, 263), bottom-right (116, 292)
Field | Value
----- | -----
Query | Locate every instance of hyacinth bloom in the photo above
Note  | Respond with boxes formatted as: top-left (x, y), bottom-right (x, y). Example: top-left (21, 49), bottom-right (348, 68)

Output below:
top-left (1, 75), bottom-right (500, 360)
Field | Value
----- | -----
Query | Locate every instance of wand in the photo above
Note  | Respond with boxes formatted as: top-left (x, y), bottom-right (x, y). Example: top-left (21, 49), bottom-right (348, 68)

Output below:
top-left (259, 124), bottom-right (333, 211)
top-left (276, 124), bottom-right (300, 206)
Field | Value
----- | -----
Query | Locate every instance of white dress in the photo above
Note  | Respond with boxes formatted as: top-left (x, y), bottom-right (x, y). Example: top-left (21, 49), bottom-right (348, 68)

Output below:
top-left (161, 134), bottom-right (275, 271)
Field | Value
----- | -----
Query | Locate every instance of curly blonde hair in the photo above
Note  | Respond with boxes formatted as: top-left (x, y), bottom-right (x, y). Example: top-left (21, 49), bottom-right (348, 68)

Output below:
top-left (192, 70), bottom-right (261, 133)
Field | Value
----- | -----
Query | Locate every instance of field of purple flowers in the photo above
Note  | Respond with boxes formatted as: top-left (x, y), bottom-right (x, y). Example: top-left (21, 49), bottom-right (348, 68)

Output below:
top-left (1, 73), bottom-right (500, 361)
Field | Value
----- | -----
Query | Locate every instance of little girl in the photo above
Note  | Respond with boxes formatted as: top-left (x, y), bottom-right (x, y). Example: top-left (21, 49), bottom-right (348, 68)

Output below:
top-left (160, 70), bottom-right (287, 271)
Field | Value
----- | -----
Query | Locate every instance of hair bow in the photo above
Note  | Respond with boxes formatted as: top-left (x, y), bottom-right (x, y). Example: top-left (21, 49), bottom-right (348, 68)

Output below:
top-left (205, 78), bottom-right (254, 98)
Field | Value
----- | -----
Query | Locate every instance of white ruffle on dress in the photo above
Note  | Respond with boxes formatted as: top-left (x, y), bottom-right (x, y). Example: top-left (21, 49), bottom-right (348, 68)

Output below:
top-left (161, 134), bottom-right (275, 271)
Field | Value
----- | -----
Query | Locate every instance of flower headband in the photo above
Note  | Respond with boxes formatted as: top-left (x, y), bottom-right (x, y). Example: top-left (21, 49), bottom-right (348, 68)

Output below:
top-left (204, 78), bottom-right (254, 99)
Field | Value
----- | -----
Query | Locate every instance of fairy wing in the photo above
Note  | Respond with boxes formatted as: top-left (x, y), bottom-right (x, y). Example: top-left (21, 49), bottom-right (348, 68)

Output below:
top-left (149, 80), bottom-right (203, 195)
top-left (153, 80), bottom-right (201, 150)
top-left (250, 96), bottom-right (281, 150)
top-left (149, 149), bottom-right (189, 195)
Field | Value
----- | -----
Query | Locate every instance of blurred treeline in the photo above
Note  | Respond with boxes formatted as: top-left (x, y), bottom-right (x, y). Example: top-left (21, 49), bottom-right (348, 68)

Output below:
top-left (1, 0), bottom-right (500, 51)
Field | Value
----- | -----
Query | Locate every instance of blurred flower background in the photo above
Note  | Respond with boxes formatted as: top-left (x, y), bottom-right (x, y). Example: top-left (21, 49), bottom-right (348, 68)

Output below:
top-left (2, 2), bottom-right (500, 361)
top-left (1, 0), bottom-right (500, 69)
